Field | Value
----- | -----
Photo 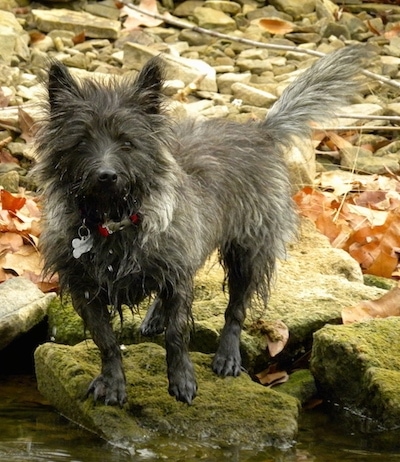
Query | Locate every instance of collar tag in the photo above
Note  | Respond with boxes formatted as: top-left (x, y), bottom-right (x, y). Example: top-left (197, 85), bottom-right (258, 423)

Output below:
top-left (72, 225), bottom-right (93, 258)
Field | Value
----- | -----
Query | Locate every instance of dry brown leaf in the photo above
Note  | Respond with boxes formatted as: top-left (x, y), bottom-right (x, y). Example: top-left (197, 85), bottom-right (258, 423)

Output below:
top-left (120, 0), bottom-right (168, 30)
top-left (342, 286), bottom-right (400, 324)
top-left (18, 107), bottom-right (36, 144)
top-left (1, 244), bottom-right (42, 277)
top-left (255, 365), bottom-right (289, 387)
top-left (258, 18), bottom-right (295, 35)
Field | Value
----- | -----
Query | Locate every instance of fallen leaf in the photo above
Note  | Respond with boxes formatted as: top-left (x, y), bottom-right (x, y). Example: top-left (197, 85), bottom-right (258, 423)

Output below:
top-left (120, 0), bottom-right (167, 30)
top-left (258, 18), bottom-right (295, 35)
top-left (342, 286), bottom-right (400, 324)
top-left (1, 244), bottom-right (42, 277)
top-left (1, 189), bottom-right (26, 212)
top-left (255, 365), bottom-right (289, 387)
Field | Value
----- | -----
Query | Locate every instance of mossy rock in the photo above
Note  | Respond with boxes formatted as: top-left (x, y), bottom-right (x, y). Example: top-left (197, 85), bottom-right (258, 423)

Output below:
top-left (34, 341), bottom-right (299, 449)
top-left (310, 318), bottom-right (400, 430)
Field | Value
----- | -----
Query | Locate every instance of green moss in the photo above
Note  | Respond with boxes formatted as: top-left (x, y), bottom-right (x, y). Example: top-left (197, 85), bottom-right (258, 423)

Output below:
top-left (311, 318), bottom-right (400, 429)
top-left (47, 296), bottom-right (86, 345)
top-left (363, 274), bottom-right (396, 290)
top-left (276, 370), bottom-right (317, 404)
top-left (34, 341), bottom-right (299, 448)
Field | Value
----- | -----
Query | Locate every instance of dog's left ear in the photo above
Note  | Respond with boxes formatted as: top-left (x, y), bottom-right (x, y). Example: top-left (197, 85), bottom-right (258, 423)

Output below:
top-left (133, 56), bottom-right (165, 114)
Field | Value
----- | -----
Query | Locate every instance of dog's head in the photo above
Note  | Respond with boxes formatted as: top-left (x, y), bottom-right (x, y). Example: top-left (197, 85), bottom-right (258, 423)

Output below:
top-left (36, 57), bottom-right (177, 228)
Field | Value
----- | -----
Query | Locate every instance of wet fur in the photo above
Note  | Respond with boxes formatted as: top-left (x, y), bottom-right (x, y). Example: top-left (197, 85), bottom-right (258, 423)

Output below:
top-left (34, 46), bottom-right (368, 405)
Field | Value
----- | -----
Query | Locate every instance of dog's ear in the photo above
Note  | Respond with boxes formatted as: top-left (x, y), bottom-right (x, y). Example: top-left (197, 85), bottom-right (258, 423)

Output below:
top-left (133, 56), bottom-right (165, 114)
top-left (48, 61), bottom-right (80, 111)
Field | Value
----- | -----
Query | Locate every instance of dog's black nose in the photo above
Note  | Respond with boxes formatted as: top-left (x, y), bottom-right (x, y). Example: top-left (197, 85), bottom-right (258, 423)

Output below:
top-left (97, 169), bottom-right (117, 183)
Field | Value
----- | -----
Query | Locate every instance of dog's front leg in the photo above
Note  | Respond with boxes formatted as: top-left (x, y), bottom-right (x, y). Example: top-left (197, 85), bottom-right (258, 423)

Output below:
top-left (71, 291), bottom-right (127, 406)
top-left (163, 286), bottom-right (197, 404)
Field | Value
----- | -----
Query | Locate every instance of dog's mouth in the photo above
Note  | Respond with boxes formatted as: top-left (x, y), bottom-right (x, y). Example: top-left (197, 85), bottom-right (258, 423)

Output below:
top-left (78, 195), bottom-right (141, 237)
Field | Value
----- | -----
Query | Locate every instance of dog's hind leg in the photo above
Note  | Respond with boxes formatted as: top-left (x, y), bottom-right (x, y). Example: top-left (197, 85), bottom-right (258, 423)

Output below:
top-left (140, 297), bottom-right (166, 336)
top-left (213, 243), bottom-right (262, 377)
top-left (71, 291), bottom-right (127, 406)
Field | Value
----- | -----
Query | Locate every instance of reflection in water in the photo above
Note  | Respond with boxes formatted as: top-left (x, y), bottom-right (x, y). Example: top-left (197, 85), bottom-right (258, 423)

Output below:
top-left (1, 375), bottom-right (400, 462)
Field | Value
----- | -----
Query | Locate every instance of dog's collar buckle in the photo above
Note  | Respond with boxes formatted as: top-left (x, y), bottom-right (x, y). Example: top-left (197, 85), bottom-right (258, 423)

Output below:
top-left (98, 213), bottom-right (141, 237)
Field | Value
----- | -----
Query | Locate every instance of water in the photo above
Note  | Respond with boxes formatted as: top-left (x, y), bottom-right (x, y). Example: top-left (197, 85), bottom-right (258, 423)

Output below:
top-left (1, 375), bottom-right (400, 462)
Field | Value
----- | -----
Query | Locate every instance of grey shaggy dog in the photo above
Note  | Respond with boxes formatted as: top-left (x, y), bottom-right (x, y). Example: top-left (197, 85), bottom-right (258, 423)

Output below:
top-left (34, 45), bottom-right (368, 405)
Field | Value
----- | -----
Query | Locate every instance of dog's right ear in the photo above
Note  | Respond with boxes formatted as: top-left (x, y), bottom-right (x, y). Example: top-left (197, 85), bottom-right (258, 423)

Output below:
top-left (48, 61), bottom-right (80, 111)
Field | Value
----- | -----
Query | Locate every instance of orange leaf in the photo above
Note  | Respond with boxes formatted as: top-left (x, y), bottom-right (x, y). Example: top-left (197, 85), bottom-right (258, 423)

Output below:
top-left (342, 287), bottom-right (400, 324)
top-left (0, 190), bottom-right (26, 212)
top-left (258, 18), bottom-right (295, 35)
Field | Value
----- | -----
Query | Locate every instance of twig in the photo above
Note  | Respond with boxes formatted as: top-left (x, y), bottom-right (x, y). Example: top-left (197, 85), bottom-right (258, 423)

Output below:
top-left (122, 1), bottom-right (400, 91)
top-left (338, 114), bottom-right (400, 123)
top-left (316, 126), bottom-right (400, 131)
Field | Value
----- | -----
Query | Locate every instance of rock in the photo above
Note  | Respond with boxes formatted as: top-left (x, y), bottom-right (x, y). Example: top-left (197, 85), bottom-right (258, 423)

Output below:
top-left (34, 341), bottom-right (299, 448)
top-left (47, 219), bottom-right (385, 370)
top-left (340, 146), bottom-right (400, 175)
top-left (315, 0), bottom-right (338, 21)
top-left (0, 277), bottom-right (56, 351)
top-left (174, 0), bottom-right (203, 17)
top-left (311, 318), bottom-right (400, 430)
top-left (123, 43), bottom-right (218, 92)
top-left (231, 82), bottom-right (277, 107)
top-left (338, 103), bottom-right (384, 126)
top-left (268, 0), bottom-right (316, 20)
top-left (217, 72), bottom-right (252, 94)
top-left (203, 1), bottom-right (241, 16)
top-left (0, 11), bottom-right (28, 65)
top-left (31, 9), bottom-right (121, 40)
top-left (0, 170), bottom-right (19, 192)
top-left (193, 6), bottom-right (237, 33)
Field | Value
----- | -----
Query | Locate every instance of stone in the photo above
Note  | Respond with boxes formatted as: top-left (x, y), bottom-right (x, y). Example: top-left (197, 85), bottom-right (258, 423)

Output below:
top-left (311, 318), bottom-right (400, 430)
top-left (268, 0), bottom-right (316, 19)
top-left (0, 170), bottom-right (19, 192)
top-left (0, 27), bottom-right (16, 65)
top-left (123, 43), bottom-right (218, 92)
top-left (217, 72), bottom-right (252, 94)
top-left (31, 9), bottom-right (121, 40)
top-left (340, 146), bottom-right (400, 175)
top-left (231, 82), bottom-right (277, 107)
top-left (193, 6), bottom-right (237, 33)
top-left (34, 341), bottom-right (299, 448)
top-left (174, 0), bottom-right (203, 17)
top-left (47, 219), bottom-right (385, 368)
top-left (0, 277), bottom-right (56, 351)
top-left (203, 1), bottom-right (241, 16)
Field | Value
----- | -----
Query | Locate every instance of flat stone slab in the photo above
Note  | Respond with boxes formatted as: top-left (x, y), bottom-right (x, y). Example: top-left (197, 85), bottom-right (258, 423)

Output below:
top-left (34, 341), bottom-right (299, 449)
top-left (32, 9), bottom-right (121, 40)
top-left (0, 277), bottom-right (56, 350)
top-left (311, 317), bottom-right (400, 430)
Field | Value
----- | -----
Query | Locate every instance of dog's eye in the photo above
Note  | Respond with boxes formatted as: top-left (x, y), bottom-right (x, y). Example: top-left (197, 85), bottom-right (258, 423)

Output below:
top-left (121, 140), bottom-right (134, 151)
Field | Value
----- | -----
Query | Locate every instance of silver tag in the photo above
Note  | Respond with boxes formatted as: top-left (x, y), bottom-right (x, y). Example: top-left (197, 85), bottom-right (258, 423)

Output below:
top-left (72, 225), bottom-right (93, 259)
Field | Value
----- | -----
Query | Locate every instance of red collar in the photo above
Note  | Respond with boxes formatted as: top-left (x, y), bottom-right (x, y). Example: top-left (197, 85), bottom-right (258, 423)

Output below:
top-left (98, 213), bottom-right (140, 237)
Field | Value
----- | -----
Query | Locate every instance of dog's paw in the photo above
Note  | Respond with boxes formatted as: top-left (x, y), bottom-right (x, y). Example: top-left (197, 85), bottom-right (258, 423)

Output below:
top-left (86, 374), bottom-right (127, 407)
top-left (168, 371), bottom-right (197, 404)
top-left (212, 351), bottom-right (242, 377)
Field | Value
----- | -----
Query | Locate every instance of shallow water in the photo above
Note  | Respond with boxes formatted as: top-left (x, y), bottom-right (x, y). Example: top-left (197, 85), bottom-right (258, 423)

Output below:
top-left (1, 375), bottom-right (400, 462)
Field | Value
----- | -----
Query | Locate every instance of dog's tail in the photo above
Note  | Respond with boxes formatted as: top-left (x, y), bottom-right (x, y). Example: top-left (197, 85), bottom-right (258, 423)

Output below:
top-left (263, 45), bottom-right (371, 144)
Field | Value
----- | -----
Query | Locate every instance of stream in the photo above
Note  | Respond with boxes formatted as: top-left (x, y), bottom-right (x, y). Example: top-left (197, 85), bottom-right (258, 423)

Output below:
top-left (1, 374), bottom-right (400, 462)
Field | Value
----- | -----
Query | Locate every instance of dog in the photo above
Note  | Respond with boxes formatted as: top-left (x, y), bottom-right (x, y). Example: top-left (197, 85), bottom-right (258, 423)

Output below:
top-left (34, 45), bottom-right (368, 405)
